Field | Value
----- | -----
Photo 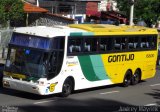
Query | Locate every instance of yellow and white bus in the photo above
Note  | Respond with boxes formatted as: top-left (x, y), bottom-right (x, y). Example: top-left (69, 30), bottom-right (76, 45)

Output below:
top-left (3, 24), bottom-right (158, 96)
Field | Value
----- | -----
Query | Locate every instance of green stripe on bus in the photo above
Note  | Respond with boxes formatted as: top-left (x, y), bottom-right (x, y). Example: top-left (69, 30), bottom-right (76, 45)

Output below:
top-left (70, 32), bottom-right (83, 36)
top-left (78, 56), bottom-right (100, 81)
top-left (82, 32), bottom-right (94, 36)
top-left (69, 32), bottom-right (94, 36)
top-left (90, 55), bottom-right (109, 80)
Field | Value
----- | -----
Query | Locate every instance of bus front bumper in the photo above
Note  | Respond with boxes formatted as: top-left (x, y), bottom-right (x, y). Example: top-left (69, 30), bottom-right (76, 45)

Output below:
top-left (3, 77), bottom-right (49, 95)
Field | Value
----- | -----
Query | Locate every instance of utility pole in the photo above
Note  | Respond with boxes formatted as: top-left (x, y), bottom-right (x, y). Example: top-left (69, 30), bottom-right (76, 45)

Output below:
top-left (74, 2), bottom-right (77, 19)
top-left (36, 0), bottom-right (39, 7)
top-left (129, 0), bottom-right (134, 26)
top-left (71, 5), bottom-right (74, 19)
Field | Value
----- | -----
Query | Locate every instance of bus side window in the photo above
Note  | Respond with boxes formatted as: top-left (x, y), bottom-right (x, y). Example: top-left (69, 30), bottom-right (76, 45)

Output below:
top-left (100, 38), bottom-right (107, 51)
top-left (114, 38), bottom-right (122, 50)
top-left (140, 37), bottom-right (149, 48)
top-left (114, 37), bottom-right (127, 51)
top-left (128, 38), bottom-right (134, 49)
top-left (84, 38), bottom-right (98, 52)
top-left (68, 38), bottom-right (82, 53)
top-left (107, 38), bottom-right (114, 51)
top-left (134, 38), bottom-right (139, 49)
top-left (149, 36), bottom-right (157, 49)
top-left (121, 37), bottom-right (127, 50)
top-left (84, 42), bottom-right (90, 52)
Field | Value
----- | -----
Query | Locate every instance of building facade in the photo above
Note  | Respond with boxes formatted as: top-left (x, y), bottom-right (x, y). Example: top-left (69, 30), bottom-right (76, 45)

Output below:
top-left (24, 0), bottom-right (119, 23)
top-left (25, 0), bottom-right (101, 23)
top-left (99, 0), bottom-right (118, 11)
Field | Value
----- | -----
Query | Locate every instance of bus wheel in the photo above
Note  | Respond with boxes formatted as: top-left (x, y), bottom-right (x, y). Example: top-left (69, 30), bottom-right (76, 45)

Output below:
top-left (61, 79), bottom-right (73, 97)
top-left (132, 70), bottom-right (140, 85)
top-left (122, 71), bottom-right (132, 87)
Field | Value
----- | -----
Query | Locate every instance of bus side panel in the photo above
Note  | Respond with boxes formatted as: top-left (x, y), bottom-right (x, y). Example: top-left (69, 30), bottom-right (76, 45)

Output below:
top-left (141, 55), bottom-right (157, 80)
top-left (101, 54), bottom-right (127, 84)
top-left (101, 51), bottom-right (157, 84)
top-left (78, 55), bottom-right (100, 81)
top-left (64, 50), bottom-right (157, 91)
top-left (78, 55), bottom-right (109, 81)
top-left (90, 55), bottom-right (110, 80)
top-left (65, 56), bottom-right (113, 90)
top-left (142, 62), bottom-right (156, 80)
top-left (135, 51), bottom-right (157, 80)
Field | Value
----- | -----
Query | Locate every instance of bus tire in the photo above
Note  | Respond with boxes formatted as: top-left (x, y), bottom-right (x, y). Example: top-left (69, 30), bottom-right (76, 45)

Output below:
top-left (61, 78), bottom-right (73, 97)
top-left (122, 70), bottom-right (132, 87)
top-left (131, 69), bottom-right (141, 85)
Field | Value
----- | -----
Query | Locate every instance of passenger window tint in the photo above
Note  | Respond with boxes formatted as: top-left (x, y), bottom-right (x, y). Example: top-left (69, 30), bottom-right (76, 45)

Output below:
top-left (68, 38), bottom-right (82, 53)
top-left (121, 37), bottom-right (127, 49)
top-left (114, 38), bottom-right (121, 50)
top-left (128, 37), bottom-right (139, 49)
top-left (67, 35), bottom-right (157, 56)
top-left (128, 38), bottom-right (134, 49)
top-left (148, 36), bottom-right (157, 48)
top-left (114, 37), bottom-right (126, 50)
top-left (134, 38), bottom-right (139, 49)
top-left (100, 38), bottom-right (107, 51)
top-left (140, 37), bottom-right (149, 48)
top-left (84, 38), bottom-right (98, 52)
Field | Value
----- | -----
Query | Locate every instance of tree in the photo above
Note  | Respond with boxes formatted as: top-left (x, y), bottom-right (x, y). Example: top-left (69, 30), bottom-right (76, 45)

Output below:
top-left (115, 0), bottom-right (160, 26)
top-left (0, 0), bottom-right (24, 27)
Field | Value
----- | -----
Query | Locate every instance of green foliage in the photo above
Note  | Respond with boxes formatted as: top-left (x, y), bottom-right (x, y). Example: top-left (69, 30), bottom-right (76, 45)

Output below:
top-left (0, 0), bottom-right (24, 27)
top-left (116, 0), bottom-right (130, 16)
top-left (115, 0), bottom-right (160, 25)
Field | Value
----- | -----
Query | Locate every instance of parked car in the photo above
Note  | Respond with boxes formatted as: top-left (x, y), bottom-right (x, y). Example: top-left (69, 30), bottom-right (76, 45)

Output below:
top-left (0, 63), bottom-right (4, 87)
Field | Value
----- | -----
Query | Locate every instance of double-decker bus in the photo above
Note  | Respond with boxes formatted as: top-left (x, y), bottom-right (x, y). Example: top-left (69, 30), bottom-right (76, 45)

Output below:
top-left (3, 24), bottom-right (158, 96)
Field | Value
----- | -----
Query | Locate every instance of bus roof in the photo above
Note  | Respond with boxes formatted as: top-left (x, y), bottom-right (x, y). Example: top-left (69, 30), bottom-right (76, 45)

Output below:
top-left (69, 24), bottom-right (158, 36)
top-left (13, 24), bottom-right (158, 38)
top-left (13, 26), bottom-right (87, 38)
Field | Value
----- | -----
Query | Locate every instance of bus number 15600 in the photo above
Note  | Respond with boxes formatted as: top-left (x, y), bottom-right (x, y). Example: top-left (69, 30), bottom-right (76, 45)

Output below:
top-left (146, 54), bottom-right (154, 58)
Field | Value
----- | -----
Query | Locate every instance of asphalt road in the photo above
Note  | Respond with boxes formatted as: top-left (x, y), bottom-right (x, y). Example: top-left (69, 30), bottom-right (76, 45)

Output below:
top-left (0, 67), bottom-right (160, 112)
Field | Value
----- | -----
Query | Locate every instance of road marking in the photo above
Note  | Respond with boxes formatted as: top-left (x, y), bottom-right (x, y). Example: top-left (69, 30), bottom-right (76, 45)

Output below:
top-left (34, 100), bottom-right (56, 104)
top-left (144, 103), bottom-right (158, 106)
top-left (150, 83), bottom-right (160, 87)
top-left (100, 91), bottom-right (119, 95)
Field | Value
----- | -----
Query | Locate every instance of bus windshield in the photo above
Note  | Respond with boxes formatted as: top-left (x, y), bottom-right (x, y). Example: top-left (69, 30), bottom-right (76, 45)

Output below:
top-left (5, 47), bottom-right (48, 78)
